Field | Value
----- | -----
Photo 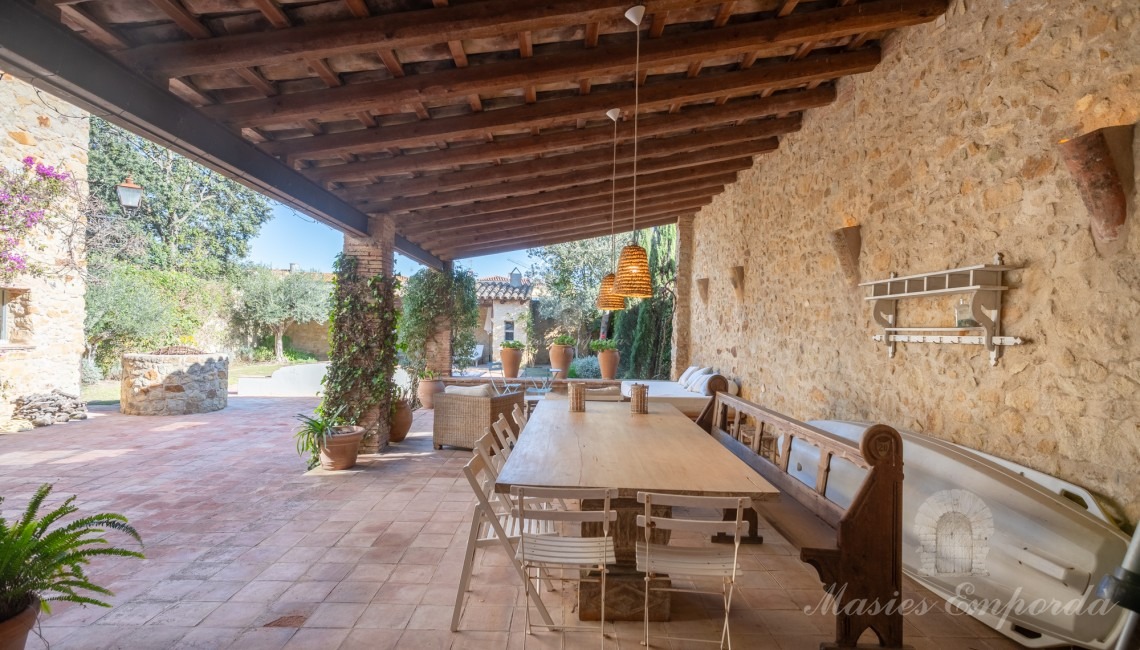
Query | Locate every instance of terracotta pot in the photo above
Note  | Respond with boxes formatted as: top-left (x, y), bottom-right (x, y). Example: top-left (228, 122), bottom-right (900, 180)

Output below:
top-left (389, 400), bottom-right (413, 443)
top-left (0, 598), bottom-right (38, 650)
top-left (319, 426), bottom-right (366, 470)
top-left (597, 349), bottom-right (620, 380)
top-left (548, 344), bottom-right (574, 377)
top-left (416, 380), bottom-right (444, 409)
top-left (500, 347), bottom-right (523, 378)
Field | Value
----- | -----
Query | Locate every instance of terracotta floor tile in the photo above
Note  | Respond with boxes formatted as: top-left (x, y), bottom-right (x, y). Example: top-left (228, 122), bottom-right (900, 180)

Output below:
top-left (146, 601), bottom-right (220, 626)
top-left (282, 627), bottom-right (351, 649)
top-left (227, 626), bottom-right (297, 650)
top-left (200, 601), bottom-right (269, 627)
top-left (338, 628), bottom-right (403, 649)
top-left (356, 602), bottom-right (416, 629)
top-left (304, 602), bottom-right (368, 628)
top-left (326, 580), bottom-right (384, 603)
top-left (231, 580), bottom-right (295, 603)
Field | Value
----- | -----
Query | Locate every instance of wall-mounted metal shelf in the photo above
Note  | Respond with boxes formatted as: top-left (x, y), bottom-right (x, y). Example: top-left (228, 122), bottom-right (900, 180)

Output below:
top-left (860, 253), bottom-right (1024, 366)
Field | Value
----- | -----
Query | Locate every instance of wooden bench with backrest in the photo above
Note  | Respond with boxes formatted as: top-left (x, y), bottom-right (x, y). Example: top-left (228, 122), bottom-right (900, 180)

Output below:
top-left (697, 392), bottom-right (907, 649)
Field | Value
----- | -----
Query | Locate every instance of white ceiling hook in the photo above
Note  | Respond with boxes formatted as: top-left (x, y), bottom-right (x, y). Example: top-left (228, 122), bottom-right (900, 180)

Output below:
top-left (605, 108), bottom-right (621, 122)
top-left (624, 5), bottom-right (646, 26)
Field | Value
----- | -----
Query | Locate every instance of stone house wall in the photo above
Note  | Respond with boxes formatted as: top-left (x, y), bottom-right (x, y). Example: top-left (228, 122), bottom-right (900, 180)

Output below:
top-left (0, 73), bottom-right (87, 425)
top-left (686, 0), bottom-right (1140, 524)
top-left (489, 300), bottom-right (530, 362)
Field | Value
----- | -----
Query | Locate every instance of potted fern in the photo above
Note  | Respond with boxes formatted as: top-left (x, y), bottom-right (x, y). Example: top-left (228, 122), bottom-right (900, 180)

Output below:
top-left (590, 339), bottom-right (620, 380)
top-left (0, 484), bottom-right (143, 650)
top-left (295, 405), bottom-right (366, 471)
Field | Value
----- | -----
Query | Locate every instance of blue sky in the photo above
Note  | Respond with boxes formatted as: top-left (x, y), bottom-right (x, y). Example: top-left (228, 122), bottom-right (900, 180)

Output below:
top-left (247, 203), bottom-right (534, 277)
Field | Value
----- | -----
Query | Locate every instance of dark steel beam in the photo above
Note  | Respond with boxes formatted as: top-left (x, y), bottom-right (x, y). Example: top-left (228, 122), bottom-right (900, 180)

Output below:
top-left (0, 1), bottom-right (444, 270)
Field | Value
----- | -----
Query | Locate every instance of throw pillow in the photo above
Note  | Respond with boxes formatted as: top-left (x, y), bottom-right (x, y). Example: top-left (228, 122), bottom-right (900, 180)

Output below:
top-left (443, 384), bottom-right (494, 397)
top-left (683, 367), bottom-right (712, 389)
top-left (689, 373), bottom-right (716, 395)
top-left (677, 365), bottom-right (700, 385)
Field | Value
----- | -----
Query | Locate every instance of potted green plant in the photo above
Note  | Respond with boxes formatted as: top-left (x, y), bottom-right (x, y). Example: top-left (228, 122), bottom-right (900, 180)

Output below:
top-left (295, 405), bottom-right (366, 471)
top-left (548, 334), bottom-right (575, 378)
top-left (590, 339), bottom-right (620, 380)
top-left (389, 385), bottom-right (414, 443)
top-left (416, 369), bottom-right (445, 409)
top-left (0, 484), bottom-right (143, 650)
top-left (500, 340), bottom-right (525, 378)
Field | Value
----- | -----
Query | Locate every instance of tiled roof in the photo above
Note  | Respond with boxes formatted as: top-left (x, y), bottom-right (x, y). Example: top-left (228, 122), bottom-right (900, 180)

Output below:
top-left (477, 279), bottom-right (532, 301)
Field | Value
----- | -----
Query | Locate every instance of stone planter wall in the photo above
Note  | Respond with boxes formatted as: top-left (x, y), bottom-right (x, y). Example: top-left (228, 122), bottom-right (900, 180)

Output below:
top-left (121, 353), bottom-right (228, 416)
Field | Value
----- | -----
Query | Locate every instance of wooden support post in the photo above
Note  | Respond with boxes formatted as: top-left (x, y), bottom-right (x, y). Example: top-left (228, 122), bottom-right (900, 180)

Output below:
top-left (1057, 127), bottom-right (1132, 255)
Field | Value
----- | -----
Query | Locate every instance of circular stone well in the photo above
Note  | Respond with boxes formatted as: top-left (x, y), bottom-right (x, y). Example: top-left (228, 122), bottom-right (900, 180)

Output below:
top-left (120, 351), bottom-right (229, 415)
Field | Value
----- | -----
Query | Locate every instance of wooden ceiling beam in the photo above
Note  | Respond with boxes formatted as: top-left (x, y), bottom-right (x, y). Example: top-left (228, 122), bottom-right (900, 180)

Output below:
top-left (424, 202), bottom-right (710, 252)
top-left (394, 170), bottom-right (739, 229)
top-left (416, 191), bottom-right (718, 246)
top-left (352, 141), bottom-right (770, 211)
top-left (266, 48), bottom-right (878, 161)
top-left (206, 0), bottom-right (943, 128)
top-left (122, 0), bottom-right (734, 77)
top-left (307, 88), bottom-right (831, 183)
top-left (439, 212), bottom-right (691, 257)
top-left (340, 118), bottom-right (794, 201)
top-left (405, 182), bottom-right (725, 238)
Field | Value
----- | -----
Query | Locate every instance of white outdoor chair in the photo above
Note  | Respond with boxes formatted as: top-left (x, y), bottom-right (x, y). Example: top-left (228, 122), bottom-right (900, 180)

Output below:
top-left (635, 492), bottom-right (752, 649)
top-left (474, 430), bottom-right (507, 474)
top-left (512, 403), bottom-right (528, 431)
top-left (451, 454), bottom-right (558, 632)
top-left (512, 486), bottom-right (618, 649)
top-left (491, 413), bottom-right (518, 451)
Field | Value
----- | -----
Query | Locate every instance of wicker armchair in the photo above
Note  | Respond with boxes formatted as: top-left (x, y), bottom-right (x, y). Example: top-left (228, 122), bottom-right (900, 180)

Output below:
top-left (433, 390), bottom-right (525, 450)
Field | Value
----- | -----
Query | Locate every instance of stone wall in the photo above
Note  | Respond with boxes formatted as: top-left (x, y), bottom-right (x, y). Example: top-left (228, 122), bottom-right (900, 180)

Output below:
top-left (687, 0), bottom-right (1140, 524)
top-left (284, 320), bottom-right (330, 360)
top-left (120, 353), bottom-right (228, 415)
top-left (0, 73), bottom-right (88, 427)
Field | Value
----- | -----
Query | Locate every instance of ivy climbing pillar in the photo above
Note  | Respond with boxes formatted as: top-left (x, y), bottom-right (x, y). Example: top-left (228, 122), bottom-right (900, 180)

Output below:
top-left (424, 262), bottom-right (454, 378)
top-left (340, 215), bottom-right (395, 454)
top-left (671, 214), bottom-right (695, 380)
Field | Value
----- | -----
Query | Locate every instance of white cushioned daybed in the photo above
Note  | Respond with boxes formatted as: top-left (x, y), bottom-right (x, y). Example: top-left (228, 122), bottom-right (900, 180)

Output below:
top-left (620, 366), bottom-right (738, 418)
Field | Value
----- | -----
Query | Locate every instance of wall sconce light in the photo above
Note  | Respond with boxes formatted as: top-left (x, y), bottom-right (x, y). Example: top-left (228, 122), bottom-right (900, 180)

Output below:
top-left (830, 223), bottom-right (862, 287)
top-left (1057, 124), bottom-right (1133, 255)
top-left (728, 266), bottom-right (745, 300)
top-left (696, 278), bottom-right (709, 303)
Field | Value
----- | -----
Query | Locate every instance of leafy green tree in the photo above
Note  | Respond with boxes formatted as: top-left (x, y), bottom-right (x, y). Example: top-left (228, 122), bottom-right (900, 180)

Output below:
top-left (528, 235), bottom-right (613, 350)
top-left (398, 267), bottom-right (479, 375)
top-left (232, 267), bottom-right (330, 362)
top-left (87, 118), bottom-right (272, 276)
top-left (84, 263), bottom-right (177, 360)
top-left (608, 226), bottom-right (677, 379)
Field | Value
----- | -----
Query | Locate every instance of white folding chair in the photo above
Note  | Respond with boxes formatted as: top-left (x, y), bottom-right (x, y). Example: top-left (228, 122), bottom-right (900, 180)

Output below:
top-left (512, 403), bottom-right (528, 431)
top-left (474, 431), bottom-right (507, 475)
top-left (512, 486), bottom-right (618, 649)
top-left (452, 454), bottom-right (558, 632)
top-left (492, 413), bottom-right (518, 451)
top-left (635, 492), bottom-right (752, 649)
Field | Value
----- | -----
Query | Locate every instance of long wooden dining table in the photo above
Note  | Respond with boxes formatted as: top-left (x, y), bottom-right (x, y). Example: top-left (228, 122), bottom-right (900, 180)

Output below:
top-left (495, 398), bottom-right (779, 621)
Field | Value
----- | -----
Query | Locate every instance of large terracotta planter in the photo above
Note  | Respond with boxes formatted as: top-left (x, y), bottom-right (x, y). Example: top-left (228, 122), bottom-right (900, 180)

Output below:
top-left (500, 347), bottom-right (523, 378)
top-left (389, 400), bottom-right (413, 443)
top-left (416, 380), bottom-right (444, 409)
top-left (0, 598), bottom-right (38, 650)
top-left (549, 344), bottom-right (574, 376)
top-left (319, 426), bottom-right (366, 470)
top-left (597, 349), bottom-right (620, 380)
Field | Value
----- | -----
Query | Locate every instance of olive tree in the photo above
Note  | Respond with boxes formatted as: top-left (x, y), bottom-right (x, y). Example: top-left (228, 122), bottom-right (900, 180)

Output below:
top-left (232, 266), bottom-right (330, 362)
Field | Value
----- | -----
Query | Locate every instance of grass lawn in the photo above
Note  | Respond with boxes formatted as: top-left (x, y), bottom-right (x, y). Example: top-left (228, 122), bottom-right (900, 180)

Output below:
top-left (82, 361), bottom-right (318, 405)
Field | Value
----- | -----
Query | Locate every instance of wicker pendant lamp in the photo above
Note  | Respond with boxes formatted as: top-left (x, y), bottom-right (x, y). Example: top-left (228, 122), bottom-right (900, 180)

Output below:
top-left (611, 5), bottom-right (654, 299)
top-left (596, 107), bottom-right (626, 311)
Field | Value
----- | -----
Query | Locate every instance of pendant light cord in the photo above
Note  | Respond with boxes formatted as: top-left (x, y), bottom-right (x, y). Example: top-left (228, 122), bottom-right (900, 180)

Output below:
top-left (631, 21), bottom-right (640, 239)
top-left (609, 114), bottom-right (618, 272)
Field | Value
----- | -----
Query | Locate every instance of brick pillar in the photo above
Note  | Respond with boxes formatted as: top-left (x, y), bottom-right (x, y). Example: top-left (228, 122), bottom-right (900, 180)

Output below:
top-left (423, 261), bottom-right (453, 378)
top-left (671, 214), bottom-right (694, 380)
top-left (342, 216), bottom-right (395, 453)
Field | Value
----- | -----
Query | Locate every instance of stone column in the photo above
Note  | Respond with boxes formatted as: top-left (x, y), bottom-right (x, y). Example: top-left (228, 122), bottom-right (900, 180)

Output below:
top-left (342, 215), bottom-right (395, 453)
top-left (423, 261), bottom-right (453, 378)
top-left (670, 214), bottom-right (695, 380)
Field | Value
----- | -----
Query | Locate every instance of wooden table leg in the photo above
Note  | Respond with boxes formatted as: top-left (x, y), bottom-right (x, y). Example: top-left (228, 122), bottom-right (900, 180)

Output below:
top-left (712, 506), bottom-right (764, 544)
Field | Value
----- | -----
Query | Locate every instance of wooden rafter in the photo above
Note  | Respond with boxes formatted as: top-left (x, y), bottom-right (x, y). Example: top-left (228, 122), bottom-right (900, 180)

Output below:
top-left (265, 49), bottom-right (878, 161)
top-left (307, 89), bottom-right (831, 183)
top-left (437, 212), bottom-right (694, 257)
top-left (338, 120), bottom-right (792, 201)
top-left (204, 0), bottom-right (939, 128)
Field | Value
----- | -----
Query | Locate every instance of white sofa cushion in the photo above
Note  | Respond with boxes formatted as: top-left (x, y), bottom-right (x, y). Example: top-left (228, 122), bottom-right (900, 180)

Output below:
top-left (443, 384), bottom-right (494, 397)
top-left (682, 367), bottom-right (712, 390)
top-left (677, 365), bottom-right (700, 385)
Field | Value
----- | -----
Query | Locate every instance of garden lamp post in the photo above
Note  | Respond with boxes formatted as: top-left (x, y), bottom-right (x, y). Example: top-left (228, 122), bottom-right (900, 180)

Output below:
top-left (115, 176), bottom-right (143, 210)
